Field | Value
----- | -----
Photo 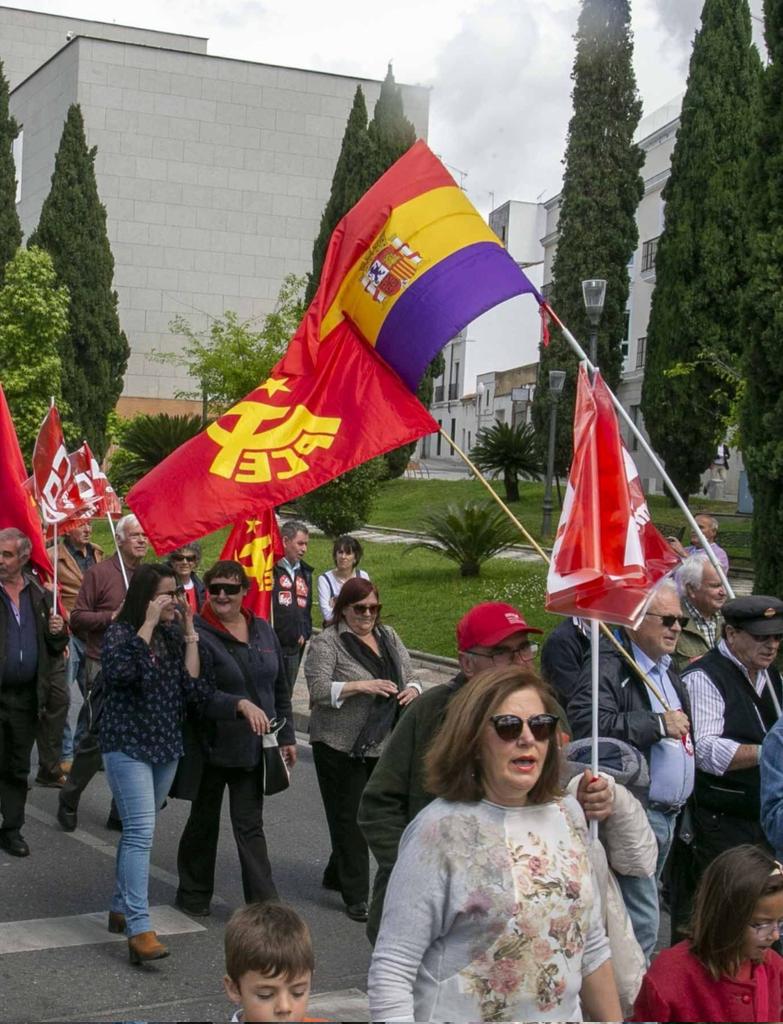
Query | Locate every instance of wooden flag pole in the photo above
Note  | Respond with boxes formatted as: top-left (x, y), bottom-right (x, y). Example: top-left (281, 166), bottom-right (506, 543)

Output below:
top-left (437, 427), bottom-right (671, 710)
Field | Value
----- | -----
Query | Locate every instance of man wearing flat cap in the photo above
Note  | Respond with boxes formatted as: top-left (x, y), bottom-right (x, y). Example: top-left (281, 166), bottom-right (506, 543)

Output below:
top-left (678, 596), bottom-right (783, 928)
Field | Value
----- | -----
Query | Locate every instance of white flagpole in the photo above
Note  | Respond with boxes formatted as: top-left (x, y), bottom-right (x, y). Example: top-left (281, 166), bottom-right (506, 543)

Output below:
top-left (52, 521), bottom-right (58, 603)
top-left (590, 618), bottom-right (601, 841)
top-left (106, 512), bottom-right (129, 591)
top-left (547, 307), bottom-right (735, 599)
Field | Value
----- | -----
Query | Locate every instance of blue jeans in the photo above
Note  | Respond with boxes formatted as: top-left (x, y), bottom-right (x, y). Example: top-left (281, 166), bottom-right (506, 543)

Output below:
top-left (615, 807), bottom-right (678, 962)
top-left (61, 637), bottom-right (86, 761)
top-left (103, 751), bottom-right (178, 937)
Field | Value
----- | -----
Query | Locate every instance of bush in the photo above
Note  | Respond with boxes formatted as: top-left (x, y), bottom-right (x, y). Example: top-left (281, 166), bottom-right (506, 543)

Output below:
top-left (404, 499), bottom-right (521, 577)
top-left (108, 413), bottom-right (205, 493)
top-left (296, 458), bottom-right (384, 537)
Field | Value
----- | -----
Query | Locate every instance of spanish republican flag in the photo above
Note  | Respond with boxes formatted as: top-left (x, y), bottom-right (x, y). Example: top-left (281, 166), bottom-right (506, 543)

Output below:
top-left (219, 512), bottom-right (283, 621)
top-left (128, 142), bottom-right (541, 553)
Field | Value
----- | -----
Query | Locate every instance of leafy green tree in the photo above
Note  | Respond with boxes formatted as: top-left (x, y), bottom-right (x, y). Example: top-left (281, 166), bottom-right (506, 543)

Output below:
top-left (295, 459), bottom-right (384, 537)
top-left (108, 413), bottom-right (205, 493)
top-left (0, 246), bottom-right (69, 460)
top-left (367, 64), bottom-right (417, 181)
top-left (161, 274), bottom-right (306, 414)
top-left (741, 0), bottom-right (783, 593)
top-left (531, 0), bottom-right (644, 474)
top-left (405, 500), bottom-right (521, 577)
top-left (641, 0), bottom-right (761, 501)
top-left (0, 60), bottom-right (22, 285)
top-left (471, 421), bottom-right (543, 502)
top-left (28, 104), bottom-right (129, 456)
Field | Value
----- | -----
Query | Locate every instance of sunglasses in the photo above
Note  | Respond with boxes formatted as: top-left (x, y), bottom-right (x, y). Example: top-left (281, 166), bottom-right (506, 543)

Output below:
top-left (208, 582), bottom-right (243, 596)
top-left (746, 632), bottom-right (783, 643)
top-left (172, 554), bottom-right (197, 563)
top-left (158, 585), bottom-right (185, 598)
top-left (349, 602), bottom-right (381, 615)
top-left (645, 612), bottom-right (689, 629)
top-left (489, 713), bottom-right (559, 743)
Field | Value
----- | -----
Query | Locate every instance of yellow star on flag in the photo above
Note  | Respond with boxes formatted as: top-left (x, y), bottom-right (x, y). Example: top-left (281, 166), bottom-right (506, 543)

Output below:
top-left (258, 377), bottom-right (291, 397)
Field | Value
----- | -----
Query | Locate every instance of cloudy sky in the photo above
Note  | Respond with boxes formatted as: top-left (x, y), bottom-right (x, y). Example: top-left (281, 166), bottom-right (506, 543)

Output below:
top-left (5, 0), bottom-right (765, 217)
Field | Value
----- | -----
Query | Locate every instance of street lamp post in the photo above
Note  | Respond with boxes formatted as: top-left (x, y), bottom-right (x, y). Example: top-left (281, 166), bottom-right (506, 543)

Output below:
top-left (541, 370), bottom-right (567, 539)
top-left (582, 278), bottom-right (607, 366)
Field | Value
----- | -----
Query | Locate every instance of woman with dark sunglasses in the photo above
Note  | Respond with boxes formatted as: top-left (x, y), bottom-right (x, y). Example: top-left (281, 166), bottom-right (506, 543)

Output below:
top-left (166, 542), bottom-right (205, 614)
top-left (369, 665), bottom-right (622, 1023)
top-left (305, 577), bottom-right (421, 923)
top-left (173, 560), bottom-right (296, 917)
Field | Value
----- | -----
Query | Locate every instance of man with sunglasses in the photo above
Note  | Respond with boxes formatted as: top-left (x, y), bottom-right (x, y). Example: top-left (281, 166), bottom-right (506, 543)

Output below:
top-left (569, 580), bottom-right (694, 960)
top-left (680, 596), bottom-right (783, 936)
top-left (358, 601), bottom-right (610, 944)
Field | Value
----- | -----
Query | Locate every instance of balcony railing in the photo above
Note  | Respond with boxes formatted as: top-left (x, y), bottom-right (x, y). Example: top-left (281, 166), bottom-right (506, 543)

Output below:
top-left (433, 385), bottom-right (444, 403)
top-left (641, 237), bottom-right (659, 273)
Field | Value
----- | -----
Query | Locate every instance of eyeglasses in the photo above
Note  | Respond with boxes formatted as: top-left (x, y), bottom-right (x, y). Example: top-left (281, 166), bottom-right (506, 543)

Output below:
top-left (490, 713), bottom-right (559, 743)
top-left (208, 582), bottom-right (243, 596)
top-left (746, 632), bottom-right (783, 644)
top-left (158, 586), bottom-right (185, 598)
top-left (749, 919), bottom-right (783, 938)
top-left (470, 642), bottom-right (539, 665)
top-left (172, 554), bottom-right (197, 563)
top-left (349, 603), bottom-right (381, 616)
top-left (645, 613), bottom-right (689, 629)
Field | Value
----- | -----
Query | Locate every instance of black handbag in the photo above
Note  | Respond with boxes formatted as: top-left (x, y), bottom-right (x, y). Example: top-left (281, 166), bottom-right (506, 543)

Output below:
top-left (262, 717), bottom-right (290, 796)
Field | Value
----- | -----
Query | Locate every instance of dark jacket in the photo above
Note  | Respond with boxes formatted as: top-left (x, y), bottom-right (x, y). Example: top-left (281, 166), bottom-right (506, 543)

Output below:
top-left (172, 612), bottom-right (294, 800)
top-left (0, 571), bottom-right (68, 715)
top-left (540, 618), bottom-right (590, 712)
top-left (71, 554), bottom-right (137, 660)
top-left (568, 635), bottom-right (691, 766)
top-left (272, 560), bottom-right (313, 649)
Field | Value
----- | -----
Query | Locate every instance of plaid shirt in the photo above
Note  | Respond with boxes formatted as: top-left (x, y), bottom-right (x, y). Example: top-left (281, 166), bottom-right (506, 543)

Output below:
top-left (682, 596), bottom-right (720, 648)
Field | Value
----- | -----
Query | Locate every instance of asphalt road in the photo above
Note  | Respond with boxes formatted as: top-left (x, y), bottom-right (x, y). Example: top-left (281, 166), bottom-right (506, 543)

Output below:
top-left (0, 740), bottom-right (373, 1023)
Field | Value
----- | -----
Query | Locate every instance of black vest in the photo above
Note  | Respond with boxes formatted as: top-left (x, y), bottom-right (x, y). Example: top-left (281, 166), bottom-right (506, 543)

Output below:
top-left (687, 648), bottom-right (782, 820)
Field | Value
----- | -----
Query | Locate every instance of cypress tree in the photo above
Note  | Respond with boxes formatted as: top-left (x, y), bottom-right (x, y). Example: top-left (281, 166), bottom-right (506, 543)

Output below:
top-left (367, 64), bottom-right (417, 180)
top-left (741, 0), bottom-right (783, 593)
top-left (304, 86), bottom-right (374, 306)
top-left (641, 0), bottom-right (760, 501)
top-left (0, 59), bottom-right (22, 284)
top-left (28, 104), bottom-right (129, 455)
top-left (531, 0), bottom-right (644, 474)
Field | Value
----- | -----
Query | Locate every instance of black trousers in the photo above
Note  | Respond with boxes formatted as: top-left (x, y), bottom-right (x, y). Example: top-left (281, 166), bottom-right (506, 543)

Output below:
top-left (35, 655), bottom-right (68, 777)
top-left (0, 693), bottom-right (37, 832)
top-left (312, 741), bottom-right (377, 906)
top-left (177, 762), bottom-right (277, 906)
top-left (279, 645), bottom-right (303, 698)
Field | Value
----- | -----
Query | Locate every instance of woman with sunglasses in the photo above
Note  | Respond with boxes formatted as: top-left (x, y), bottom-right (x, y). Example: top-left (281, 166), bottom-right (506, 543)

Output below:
top-left (305, 577), bottom-right (421, 923)
top-left (100, 563), bottom-right (223, 965)
top-left (631, 845), bottom-right (783, 1022)
top-left (368, 665), bottom-right (622, 1023)
top-left (167, 542), bottom-right (205, 614)
top-left (174, 560), bottom-right (296, 917)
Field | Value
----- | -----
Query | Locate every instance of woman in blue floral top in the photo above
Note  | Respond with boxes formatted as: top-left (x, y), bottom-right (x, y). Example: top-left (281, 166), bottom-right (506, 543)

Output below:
top-left (100, 563), bottom-right (232, 965)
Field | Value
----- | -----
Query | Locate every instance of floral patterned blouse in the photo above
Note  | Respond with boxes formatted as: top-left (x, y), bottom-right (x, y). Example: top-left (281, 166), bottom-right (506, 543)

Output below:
top-left (368, 795), bottom-right (611, 1022)
top-left (100, 621), bottom-right (214, 765)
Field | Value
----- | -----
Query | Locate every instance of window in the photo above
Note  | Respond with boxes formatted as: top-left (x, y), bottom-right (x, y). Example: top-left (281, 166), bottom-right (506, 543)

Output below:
top-left (434, 385), bottom-right (444, 403)
top-left (636, 336), bottom-right (647, 370)
top-left (642, 237), bottom-right (659, 273)
top-left (630, 405), bottom-right (642, 452)
top-left (496, 408), bottom-right (506, 424)
top-left (450, 418), bottom-right (456, 445)
top-left (12, 129), bottom-right (22, 203)
top-left (449, 361), bottom-right (460, 400)
top-left (467, 430), bottom-right (471, 450)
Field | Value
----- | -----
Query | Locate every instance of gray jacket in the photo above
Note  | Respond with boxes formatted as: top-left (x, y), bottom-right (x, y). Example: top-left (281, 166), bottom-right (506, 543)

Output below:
top-left (304, 621), bottom-right (420, 756)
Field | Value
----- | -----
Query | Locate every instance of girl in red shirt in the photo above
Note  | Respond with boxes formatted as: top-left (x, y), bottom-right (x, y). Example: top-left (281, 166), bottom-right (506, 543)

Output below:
top-left (632, 845), bottom-right (783, 1022)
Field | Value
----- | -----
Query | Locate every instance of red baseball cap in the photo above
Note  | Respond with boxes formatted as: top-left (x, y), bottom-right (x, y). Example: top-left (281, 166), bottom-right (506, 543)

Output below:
top-left (456, 602), bottom-right (543, 651)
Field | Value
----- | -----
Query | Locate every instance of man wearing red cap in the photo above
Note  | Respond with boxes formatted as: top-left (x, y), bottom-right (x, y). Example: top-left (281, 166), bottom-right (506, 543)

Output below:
top-left (358, 601), bottom-right (610, 943)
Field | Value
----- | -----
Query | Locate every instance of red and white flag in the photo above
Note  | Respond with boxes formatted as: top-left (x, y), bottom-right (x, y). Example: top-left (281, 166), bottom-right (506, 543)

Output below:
top-left (218, 512), bottom-right (284, 621)
top-left (31, 406), bottom-right (81, 526)
top-left (70, 442), bottom-right (122, 518)
top-left (545, 365), bottom-right (679, 628)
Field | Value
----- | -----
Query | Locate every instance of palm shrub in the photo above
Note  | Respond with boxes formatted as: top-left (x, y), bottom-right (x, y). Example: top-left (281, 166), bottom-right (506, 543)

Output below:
top-left (108, 413), bottom-right (204, 493)
top-left (470, 422), bottom-right (542, 502)
top-left (405, 500), bottom-right (520, 577)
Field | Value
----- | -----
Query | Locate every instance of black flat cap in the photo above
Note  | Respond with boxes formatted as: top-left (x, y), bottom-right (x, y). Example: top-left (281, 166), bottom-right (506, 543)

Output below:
top-left (723, 596), bottom-right (783, 635)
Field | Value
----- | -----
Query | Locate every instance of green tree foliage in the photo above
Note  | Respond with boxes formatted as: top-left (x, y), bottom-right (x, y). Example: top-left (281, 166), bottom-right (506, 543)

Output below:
top-left (0, 247), bottom-right (69, 460)
top-left (28, 104), bottom-right (129, 456)
top-left (108, 413), bottom-right (205, 493)
top-left (741, 0), bottom-right (783, 593)
top-left (641, 0), bottom-right (761, 501)
top-left (470, 421), bottom-right (543, 502)
top-left (161, 274), bottom-right (306, 414)
top-left (0, 60), bottom-right (22, 285)
top-left (295, 459), bottom-right (384, 537)
top-left (305, 88), bottom-right (375, 306)
top-left (405, 500), bottom-right (521, 577)
top-left (531, 0), bottom-right (643, 474)
top-left (367, 64), bottom-right (417, 181)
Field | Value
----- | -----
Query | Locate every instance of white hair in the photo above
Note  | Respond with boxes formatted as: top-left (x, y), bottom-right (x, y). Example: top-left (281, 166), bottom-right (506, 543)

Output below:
top-left (647, 578), bottom-right (680, 610)
top-left (0, 527), bottom-right (31, 562)
top-left (115, 513), bottom-right (141, 541)
top-left (676, 555), bottom-right (708, 593)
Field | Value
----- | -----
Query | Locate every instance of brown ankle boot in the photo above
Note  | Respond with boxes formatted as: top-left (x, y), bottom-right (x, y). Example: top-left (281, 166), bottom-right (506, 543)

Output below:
top-left (128, 931), bottom-right (169, 964)
top-left (108, 911), bottom-right (126, 934)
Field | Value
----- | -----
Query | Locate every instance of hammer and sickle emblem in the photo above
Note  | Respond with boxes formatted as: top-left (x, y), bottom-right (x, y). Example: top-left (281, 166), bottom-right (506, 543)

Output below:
top-left (206, 401), bottom-right (341, 483)
top-left (237, 526), bottom-right (275, 589)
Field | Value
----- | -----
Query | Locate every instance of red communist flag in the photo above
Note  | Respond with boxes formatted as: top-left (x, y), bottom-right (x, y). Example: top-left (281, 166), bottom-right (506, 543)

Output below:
top-left (127, 322), bottom-right (438, 552)
top-left (545, 365), bottom-right (679, 628)
top-left (0, 384), bottom-right (53, 580)
top-left (219, 512), bottom-right (283, 621)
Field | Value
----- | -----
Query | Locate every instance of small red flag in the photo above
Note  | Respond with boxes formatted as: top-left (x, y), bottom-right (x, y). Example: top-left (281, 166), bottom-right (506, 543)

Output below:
top-left (127, 323), bottom-right (437, 553)
top-left (219, 512), bottom-right (283, 621)
top-left (32, 406), bottom-right (81, 526)
top-left (545, 365), bottom-right (679, 628)
top-left (0, 383), bottom-right (53, 581)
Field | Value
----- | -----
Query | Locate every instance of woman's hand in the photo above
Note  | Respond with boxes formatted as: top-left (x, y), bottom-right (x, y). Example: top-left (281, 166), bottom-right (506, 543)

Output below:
top-left (397, 686), bottom-right (420, 707)
top-left (362, 679), bottom-right (398, 698)
top-left (280, 744), bottom-right (297, 768)
top-left (144, 593), bottom-right (171, 628)
top-left (236, 699), bottom-right (271, 735)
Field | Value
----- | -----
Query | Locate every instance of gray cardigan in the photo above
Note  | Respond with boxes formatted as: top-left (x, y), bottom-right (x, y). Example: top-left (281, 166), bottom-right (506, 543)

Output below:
top-left (304, 621), bottom-right (420, 756)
